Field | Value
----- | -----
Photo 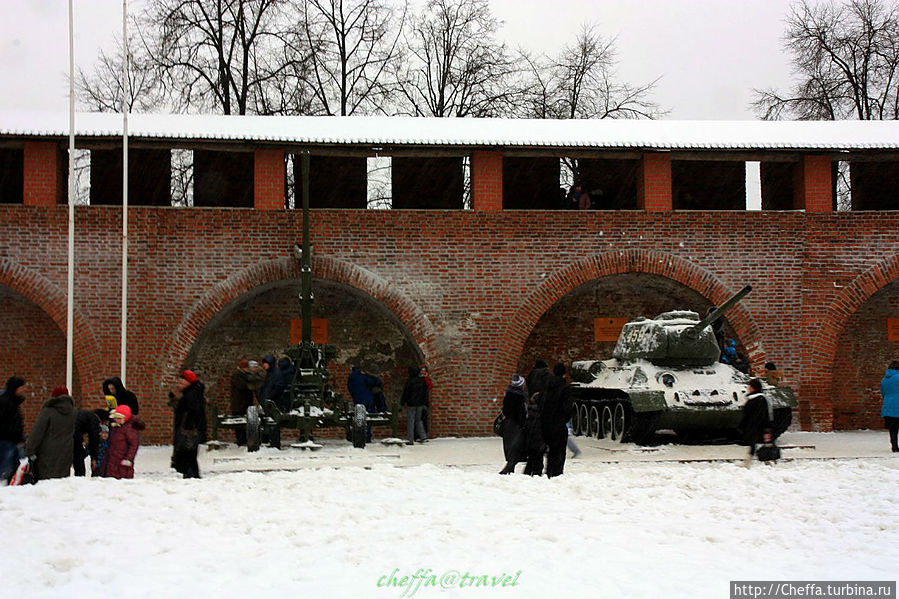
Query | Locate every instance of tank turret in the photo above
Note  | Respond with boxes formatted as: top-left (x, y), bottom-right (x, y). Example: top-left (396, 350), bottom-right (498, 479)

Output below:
top-left (612, 285), bottom-right (752, 367)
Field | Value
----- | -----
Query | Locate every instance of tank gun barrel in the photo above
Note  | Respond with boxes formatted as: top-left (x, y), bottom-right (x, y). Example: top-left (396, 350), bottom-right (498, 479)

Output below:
top-left (685, 285), bottom-right (752, 338)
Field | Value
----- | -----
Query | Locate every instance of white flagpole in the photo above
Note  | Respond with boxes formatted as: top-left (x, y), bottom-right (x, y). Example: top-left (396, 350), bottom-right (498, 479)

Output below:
top-left (121, 0), bottom-right (129, 386)
top-left (66, 0), bottom-right (75, 391)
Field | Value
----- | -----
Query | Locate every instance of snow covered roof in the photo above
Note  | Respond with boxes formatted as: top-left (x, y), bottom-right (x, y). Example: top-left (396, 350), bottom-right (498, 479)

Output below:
top-left (1, 111), bottom-right (898, 151)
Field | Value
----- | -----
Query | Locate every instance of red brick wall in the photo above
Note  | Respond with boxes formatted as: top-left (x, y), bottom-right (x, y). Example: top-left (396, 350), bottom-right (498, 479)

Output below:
top-left (254, 149), bottom-right (285, 210)
top-left (1, 205), bottom-right (897, 442)
top-left (23, 141), bottom-right (61, 206)
top-left (471, 151), bottom-right (502, 211)
top-left (638, 154), bottom-right (672, 211)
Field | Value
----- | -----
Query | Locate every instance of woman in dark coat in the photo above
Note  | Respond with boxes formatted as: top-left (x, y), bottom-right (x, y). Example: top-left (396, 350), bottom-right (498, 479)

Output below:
top-left (739, 378), bottom-right (772, 465)
top-left (170, 370), bottom-right (207, 479)
top-left (400, 366), bottom-right (429, 445)
top-left (500, 374), bottom-right (527, 463)
top-left (103, 405), bottom-right (144, 479)
top-left (25, 386), bottom-right (76, 481)
top-left (102, 376), bottom-right (140, 416)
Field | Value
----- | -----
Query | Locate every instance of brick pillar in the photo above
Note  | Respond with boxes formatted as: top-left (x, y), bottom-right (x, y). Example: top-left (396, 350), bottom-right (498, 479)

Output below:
top-left (23, 141), bottom-right (61, 206)
top-left (793, 155), bottom-right (833, 212)
top-left (638, 153), bottom-right (672, 211)
top-left (471, 151), bottom-right (503, 211)
top-left (254, 149), bottom-right (285, 210)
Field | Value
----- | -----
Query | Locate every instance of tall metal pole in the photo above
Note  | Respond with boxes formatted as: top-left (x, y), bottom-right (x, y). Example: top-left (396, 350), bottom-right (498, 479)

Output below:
top-left (121, 0), bottom-right (129, 386)
top-left (66, 0), bottom-right (76, 390)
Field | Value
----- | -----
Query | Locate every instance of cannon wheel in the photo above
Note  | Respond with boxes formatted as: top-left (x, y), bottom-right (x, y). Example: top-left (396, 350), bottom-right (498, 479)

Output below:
top-left (352, 404), bottom-right (367, 449)
top-left (246, 405), bottom-right (262, 453)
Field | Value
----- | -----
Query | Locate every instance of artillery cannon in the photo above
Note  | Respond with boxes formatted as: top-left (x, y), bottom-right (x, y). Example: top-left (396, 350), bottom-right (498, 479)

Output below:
top-left (213, 152), bottom-right (397, 450)
top-left (568, 285), bottom-right (797, 445)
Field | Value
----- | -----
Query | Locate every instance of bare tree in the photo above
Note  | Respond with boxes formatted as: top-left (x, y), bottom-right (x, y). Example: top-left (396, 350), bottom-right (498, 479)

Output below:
top-left (753, 0), bottom-right (899, 121)
top-left (301, 0), bottom-right (406, 116)
top-left (535, 24), bottom-right (661, 120)
top-left (75, 34), bottom-right (167, 112)
top-left (396, 0), bottom-right (520, 117)
top-left (146, 0), bottom-right (314, 115)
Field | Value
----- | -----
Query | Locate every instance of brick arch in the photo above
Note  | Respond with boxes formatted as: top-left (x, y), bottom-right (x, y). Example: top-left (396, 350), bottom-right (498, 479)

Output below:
top-left (494, 249), bottom-right (765, 393)
top-left (164, 256), bottom-right (438, 382)
top-left (0, 258), bottom-right (103, 396)
top-left (805, 253), bottom-right (899, 430)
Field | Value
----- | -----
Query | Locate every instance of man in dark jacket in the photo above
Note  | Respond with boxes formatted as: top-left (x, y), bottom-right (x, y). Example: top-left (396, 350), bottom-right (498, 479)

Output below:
top-left (230, 359), bottom-right (265, 446)
top-left (102, 376), bottom-right (139, 416)
top-left (25, 386), bottom-right (76, 481)
top-left (72, 408), bottom-right (101, 476)
top-left (258, 355), bottom-right (282, 405)
top-left (401, 366), bottom-right (429, 445)
top-left (0, 376), bottom-right (27, 483)
top-left (540, 363), bottom-right (573, 478)
top-left (739, 378), bottom-right (772, 467)
top-left (170, 370), bottom-right (207, 479)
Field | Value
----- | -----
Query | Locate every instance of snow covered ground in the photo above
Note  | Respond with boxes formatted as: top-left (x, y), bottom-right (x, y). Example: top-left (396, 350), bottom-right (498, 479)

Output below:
top-left (1, 432), bottom-right (896, 599)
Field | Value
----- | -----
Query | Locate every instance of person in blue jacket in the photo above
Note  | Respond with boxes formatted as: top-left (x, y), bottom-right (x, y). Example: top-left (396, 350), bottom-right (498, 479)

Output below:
top-left (347, 366), bottom-right (381, 442)
top-left (879, 360), bottom-right (899, 452)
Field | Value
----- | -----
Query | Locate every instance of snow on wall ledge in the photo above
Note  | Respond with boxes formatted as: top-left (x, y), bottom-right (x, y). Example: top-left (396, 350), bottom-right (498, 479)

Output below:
top-left (1, 111), bottom-right (898, 150)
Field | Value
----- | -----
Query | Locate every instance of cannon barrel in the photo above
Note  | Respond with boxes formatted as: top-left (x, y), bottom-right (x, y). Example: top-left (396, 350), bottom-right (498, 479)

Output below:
top-left (685, 284), bottom-right (752, 338)
top-left (300, 151), bottom-right (312, 343)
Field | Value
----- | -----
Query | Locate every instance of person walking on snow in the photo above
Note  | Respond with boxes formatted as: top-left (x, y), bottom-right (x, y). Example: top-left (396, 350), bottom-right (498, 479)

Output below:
top-left (103, 405), bottom-right (144, 479)
top-left (25, 386), bottom-right (76, 481)
top-left (400, 366), bottom-right (429, 445)
top-left (0, 376), bottom-right (27, 484)
top-left (880, 360), bottom-right (899, 453)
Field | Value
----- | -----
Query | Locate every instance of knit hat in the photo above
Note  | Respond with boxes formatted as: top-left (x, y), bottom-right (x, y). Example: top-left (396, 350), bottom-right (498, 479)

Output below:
top-left (113, 404), bottom-right (132, 422)
top-left (248, 360), bottom-right (259, 368)
top-left (511, 374), bottom-right (525, 388)
top-left (51, 386), bottom-right (69, 398)
top-left (182, 370), bottom-right (198, 383)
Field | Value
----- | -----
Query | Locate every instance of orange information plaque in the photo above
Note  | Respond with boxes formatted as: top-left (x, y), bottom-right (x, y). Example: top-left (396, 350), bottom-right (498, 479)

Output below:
top-left (888, 318), bottom-right (899, 341)
top-left (290, 318), bottom-right (328, 344)
top-left (594, 317), bottom-right (629, 342)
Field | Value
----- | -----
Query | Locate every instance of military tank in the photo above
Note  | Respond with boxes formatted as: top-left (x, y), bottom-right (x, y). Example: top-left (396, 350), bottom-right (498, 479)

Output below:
top-left (568, 285), bottom-right (796, 445)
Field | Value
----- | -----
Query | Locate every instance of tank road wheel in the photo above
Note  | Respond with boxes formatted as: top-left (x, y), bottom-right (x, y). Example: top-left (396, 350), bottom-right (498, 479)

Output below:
top-left (571, 402), bottom-right (580, 435)
top-left (352, 404), bottom-right (368, 449)
top-left (589, 406), bottom-right (601, 439)
top-left (612, 402), bottom-right (627, 442)
top-left (601, 405), bottom-right (614, 440)
top-left (772, 408), bottom-right (792, 439)
top-left (246, 406), bottom-right (262, 453)
top-left (578, 404), bottom-right (589, 436)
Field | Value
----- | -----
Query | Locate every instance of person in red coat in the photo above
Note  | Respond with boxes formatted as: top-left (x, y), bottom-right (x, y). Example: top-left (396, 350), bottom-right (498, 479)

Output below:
top-left (103, 405), bottom-right (144, 479)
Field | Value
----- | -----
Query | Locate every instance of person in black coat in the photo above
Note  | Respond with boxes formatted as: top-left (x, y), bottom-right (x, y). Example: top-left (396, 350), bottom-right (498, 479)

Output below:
top-left (500, 374), bottom-right (528, 464)
top-left (102, 376), bottom-right (139, 416)
top-left (72, 408), bottom-right (101, 476)
top-left (0, 376), bottom-right (27, 483)
top-left (169, 370), bottom-right (207, 479)
top-left (401, 366), bottom-right (429, 445)
top-left (739, 378), bottom-right (772, 466)
top-left (526, 359), bottom-right (552, 397)
top-left (540, 363), bottom-right (573, 478)
top-left (521, 394), bottom-right (546, 476)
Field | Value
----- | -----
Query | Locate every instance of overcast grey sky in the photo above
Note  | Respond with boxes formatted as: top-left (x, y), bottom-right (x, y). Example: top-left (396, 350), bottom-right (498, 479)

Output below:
top-left (0, 0), bottom-right (797, 119)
